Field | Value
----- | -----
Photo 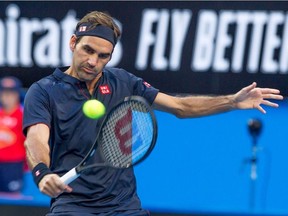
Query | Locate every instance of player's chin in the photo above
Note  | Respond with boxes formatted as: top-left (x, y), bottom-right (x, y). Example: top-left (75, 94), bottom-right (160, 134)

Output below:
top-left (78, 71), bottom-right (97, 82)
top-left (80, 68), bottom-right (96, 77)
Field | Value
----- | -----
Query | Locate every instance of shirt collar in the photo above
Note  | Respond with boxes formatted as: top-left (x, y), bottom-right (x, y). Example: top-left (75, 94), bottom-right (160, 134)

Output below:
top-left (53, 67), bottom-right (106, 86)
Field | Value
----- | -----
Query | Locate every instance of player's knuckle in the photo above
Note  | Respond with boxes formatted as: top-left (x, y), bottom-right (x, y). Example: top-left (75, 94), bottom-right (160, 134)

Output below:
top-left (39, 185), bottom-right (46, 193)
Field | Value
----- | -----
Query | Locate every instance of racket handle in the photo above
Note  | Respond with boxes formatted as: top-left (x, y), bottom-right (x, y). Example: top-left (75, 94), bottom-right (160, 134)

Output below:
top-left (60, 167), bottom-right (80, 185)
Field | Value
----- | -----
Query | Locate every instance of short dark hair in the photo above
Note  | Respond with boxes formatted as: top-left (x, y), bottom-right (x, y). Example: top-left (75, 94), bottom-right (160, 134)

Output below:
top-left (75, 11), bottom-right (121, 45)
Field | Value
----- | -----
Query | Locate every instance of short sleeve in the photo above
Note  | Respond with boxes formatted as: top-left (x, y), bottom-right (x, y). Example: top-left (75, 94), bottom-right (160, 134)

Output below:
top-left (125, 72), bottom-right (159, 105)
top-left (23, 82), bottom-right (51, 135)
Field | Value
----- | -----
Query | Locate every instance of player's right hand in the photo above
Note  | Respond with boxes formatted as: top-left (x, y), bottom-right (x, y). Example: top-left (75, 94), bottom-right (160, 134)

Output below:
top-left (38, 173), bottom-right (73, 198)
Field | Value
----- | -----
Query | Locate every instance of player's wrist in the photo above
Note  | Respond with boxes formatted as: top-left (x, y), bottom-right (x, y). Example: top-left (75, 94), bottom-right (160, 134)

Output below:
top-left (32, 162), bottom-right (53, 187)
top-left (227, 94), bottom-right (237, 110)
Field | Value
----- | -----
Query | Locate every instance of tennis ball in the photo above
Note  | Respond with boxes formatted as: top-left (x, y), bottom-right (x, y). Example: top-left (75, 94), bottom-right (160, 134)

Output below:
top-left (82, 99), bottom-right (106, 119)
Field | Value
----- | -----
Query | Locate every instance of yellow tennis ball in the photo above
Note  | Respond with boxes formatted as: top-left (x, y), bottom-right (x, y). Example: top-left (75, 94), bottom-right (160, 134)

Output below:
top-left (82, 99), bottom-right (106, 119)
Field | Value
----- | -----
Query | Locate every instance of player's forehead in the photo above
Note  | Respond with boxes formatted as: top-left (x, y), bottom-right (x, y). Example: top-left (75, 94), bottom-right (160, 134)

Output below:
top-left (80, 36), bottom-right (114, 53)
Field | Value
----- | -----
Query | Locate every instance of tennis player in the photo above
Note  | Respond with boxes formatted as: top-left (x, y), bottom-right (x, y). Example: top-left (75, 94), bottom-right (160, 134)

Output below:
top-left (23, 11), bottom-right (283, 216)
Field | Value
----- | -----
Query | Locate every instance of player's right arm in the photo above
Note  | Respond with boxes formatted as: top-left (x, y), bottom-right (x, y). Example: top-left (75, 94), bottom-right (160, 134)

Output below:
top-left (24, 123), bottom-right (72, 197)
top-left (25, 123), bottom-right (50, 168)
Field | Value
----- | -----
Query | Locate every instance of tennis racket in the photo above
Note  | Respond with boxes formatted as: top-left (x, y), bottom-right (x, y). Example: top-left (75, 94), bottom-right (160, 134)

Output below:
top-left (60, 95), bottom-right (157, 185)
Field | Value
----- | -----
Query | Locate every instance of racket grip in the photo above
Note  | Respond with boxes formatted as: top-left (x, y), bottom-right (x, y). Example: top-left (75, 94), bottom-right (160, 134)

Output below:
top-left (60, 167), bottom-right (80, 185)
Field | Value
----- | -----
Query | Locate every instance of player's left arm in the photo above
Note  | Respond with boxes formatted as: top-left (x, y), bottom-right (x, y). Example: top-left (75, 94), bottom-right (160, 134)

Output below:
top-left (152, 82), bottom-right (283, 118)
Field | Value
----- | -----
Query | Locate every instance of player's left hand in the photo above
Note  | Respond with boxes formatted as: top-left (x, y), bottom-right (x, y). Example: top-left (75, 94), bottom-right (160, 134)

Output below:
top-left (233, 82), bottom-right (284, 114)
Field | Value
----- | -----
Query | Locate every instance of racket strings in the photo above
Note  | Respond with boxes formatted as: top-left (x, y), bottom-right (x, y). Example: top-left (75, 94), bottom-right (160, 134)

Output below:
top-left (112, 117), bottom-right (152, 167)
top-left (101, 106), bottom-right (132, 165)
top-left (100, 101), bottom-right (154, 168)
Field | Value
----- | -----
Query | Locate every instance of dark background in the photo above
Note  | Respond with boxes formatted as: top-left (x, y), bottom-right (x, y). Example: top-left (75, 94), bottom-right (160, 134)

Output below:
top-left (0, 1), bottom-right (287, 95)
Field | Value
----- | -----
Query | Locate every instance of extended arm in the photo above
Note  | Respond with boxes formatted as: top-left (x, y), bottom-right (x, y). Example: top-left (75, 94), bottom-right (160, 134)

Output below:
top-left (24, 123), bottom-right (72, 197)
top-left (153, 82), bottom-right (283, 118)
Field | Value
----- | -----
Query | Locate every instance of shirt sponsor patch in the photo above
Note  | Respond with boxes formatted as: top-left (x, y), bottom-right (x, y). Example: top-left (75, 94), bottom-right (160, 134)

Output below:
top-left (143, 81), bottom-right (151, 88)
top-left (99, 85), bottom-right (111, 94)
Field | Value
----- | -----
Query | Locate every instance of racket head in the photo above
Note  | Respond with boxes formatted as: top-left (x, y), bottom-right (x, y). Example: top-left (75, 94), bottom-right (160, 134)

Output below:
top-left (99, 95), bottom-right (157, 168)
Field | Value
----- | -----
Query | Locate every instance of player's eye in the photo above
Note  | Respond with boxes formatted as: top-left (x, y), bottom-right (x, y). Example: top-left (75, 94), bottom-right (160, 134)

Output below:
top-left (83, 46), bottom-right (95, 54)
top-left (98, 53), bottom-right (111, 59)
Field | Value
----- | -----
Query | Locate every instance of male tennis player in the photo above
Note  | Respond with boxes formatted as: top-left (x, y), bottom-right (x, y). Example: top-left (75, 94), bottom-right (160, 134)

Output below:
top-left (23, 11), bottom-right (283, 216)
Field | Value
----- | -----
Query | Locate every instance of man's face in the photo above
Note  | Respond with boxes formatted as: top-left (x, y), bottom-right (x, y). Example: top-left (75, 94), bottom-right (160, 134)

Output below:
top-left (0, 90), bottom-right (20, 110)
top-left (70, 35), bottom-right (113, 82)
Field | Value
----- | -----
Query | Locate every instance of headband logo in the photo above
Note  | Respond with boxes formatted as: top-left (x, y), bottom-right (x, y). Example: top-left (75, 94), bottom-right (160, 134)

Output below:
top-left (79, 26), bottom-right (87, 32)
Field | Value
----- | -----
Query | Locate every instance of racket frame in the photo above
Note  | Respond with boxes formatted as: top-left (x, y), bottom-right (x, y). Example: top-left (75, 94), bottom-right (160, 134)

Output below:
top-left (60, 95), bottom-right (157, 185)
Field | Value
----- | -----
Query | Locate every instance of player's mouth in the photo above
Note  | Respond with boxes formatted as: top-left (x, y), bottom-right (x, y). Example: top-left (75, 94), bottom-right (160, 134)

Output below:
top-left (82, 67), bottom-right (95, 74)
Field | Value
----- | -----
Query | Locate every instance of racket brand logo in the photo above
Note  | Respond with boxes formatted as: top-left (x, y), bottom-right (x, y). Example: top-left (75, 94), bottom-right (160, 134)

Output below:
top-left (115, 109), bottom-right (132, 155)
top-left (99, 85), bottom-right (111, 95)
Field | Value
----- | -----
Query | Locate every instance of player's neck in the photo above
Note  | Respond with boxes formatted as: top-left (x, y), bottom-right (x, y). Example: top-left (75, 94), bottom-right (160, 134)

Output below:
top-left (85, 73), bottom-right (102, 95)
top-left (64, 67), bottom-right (102, 95)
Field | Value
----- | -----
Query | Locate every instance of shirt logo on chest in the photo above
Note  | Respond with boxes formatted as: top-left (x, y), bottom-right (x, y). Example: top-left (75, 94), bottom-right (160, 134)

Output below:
top-left (99, 85), bottom-right (111, 95)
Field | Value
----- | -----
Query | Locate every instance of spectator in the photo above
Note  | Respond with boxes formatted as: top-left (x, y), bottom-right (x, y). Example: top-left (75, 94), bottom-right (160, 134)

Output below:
top-left (0, 76), bottom-right (26, 193)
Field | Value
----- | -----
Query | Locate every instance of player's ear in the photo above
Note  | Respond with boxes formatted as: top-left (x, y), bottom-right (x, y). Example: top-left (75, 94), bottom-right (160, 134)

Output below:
top-left (69, 34), bottom-right (77, 52)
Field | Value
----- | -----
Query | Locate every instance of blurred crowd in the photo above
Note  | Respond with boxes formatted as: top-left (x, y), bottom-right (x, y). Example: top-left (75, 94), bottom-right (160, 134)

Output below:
top-left (0, 76), bottom-right (27, 194)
